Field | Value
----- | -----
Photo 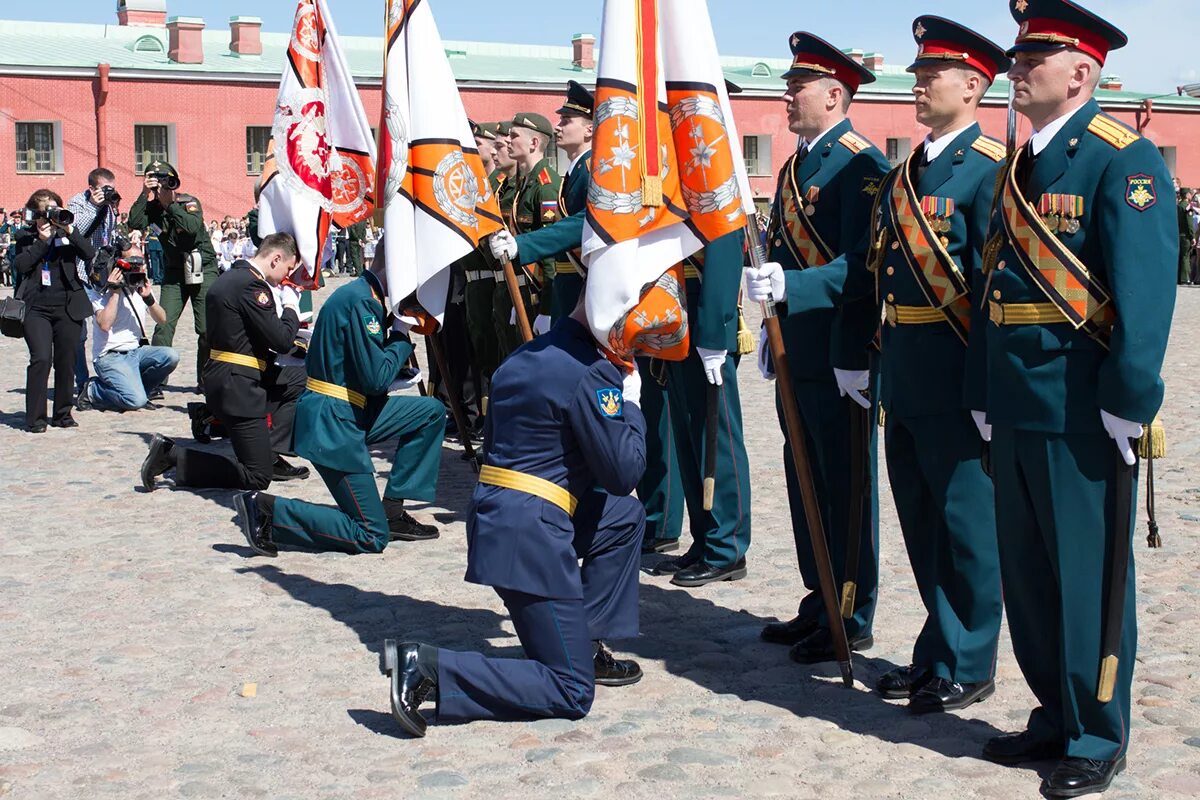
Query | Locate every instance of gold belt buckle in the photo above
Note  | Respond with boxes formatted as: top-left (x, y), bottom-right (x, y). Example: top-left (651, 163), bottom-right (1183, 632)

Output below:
top-left (884, 302), bottom-right (898, 327)
top-left (988, 300), bottom-right (1004, 326)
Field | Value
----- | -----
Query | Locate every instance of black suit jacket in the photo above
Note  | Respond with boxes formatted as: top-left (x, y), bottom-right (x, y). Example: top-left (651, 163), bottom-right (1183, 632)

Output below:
top-left (13, 229), bottom-right (96, 322)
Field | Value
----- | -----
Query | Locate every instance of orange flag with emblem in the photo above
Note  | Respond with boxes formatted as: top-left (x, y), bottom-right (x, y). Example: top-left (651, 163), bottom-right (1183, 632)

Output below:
top-left (582, 0), bottom-right (751, 364)
top-left (257, 0), bottom-right (377, 287)
top-left (377, 0), bottom-right (502, 331)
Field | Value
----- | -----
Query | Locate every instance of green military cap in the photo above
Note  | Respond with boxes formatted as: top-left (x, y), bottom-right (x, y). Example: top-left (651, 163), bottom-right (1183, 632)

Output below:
top-left (511, 112), bottom-right (554, 138)
top-left (144, 160), bottom-right (179, 180)
top-left (557, 80), bottom-right (594, 119)
top-left (496, 120), bottom-right (513, 137)
top-left (476, 121), bottom-right (500, 140)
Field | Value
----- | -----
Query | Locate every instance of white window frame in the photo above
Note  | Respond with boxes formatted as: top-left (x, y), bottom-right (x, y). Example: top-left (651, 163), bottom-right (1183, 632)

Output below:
top-left (743, 134), bottom-right (772, 177)
top-left (14, 120), bottom-right (63, 174)
top-left (134, 123), bottom-right (176, 175)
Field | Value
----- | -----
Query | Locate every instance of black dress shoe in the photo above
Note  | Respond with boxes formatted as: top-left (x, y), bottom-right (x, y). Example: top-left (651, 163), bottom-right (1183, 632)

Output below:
top-left (1042, 756), bottom-right (1126, 798)
top-left (389, 509), bottom-right (439, 541)
top-left (383, 639), bottom-right (437, 738)
top-left (147, 388), bottom-right (164, 401)
top-left (271, 456), bottom-right (310, 481)
top-left (788, 628), bottom-right (874, 664)
top-left (140, 434), bottom-right (175, 491)
top-left (141, 401), bottom-right (162, 411)
top-left (649, 550), bottom-right (700, 576)
top-left (908, 677), bottom-right (995, 714)
top-left (877, 664), bottom-right (932, 699)
top-left (761, 615), bottom-right (819, 646)
top-left (982, 730), bottom-right (1065, 765)
top-left (49, 416), bottom-right (78, 428)
top-left (75, 386), bottom-right (93, 412)
top-left (26, 422), bottom-right (47, 434)
top-left (670, 559), bottom-right (747, 587)
top-left (593, 641), bottom-right (642, 687)
top-left (233, 491), bottom-right (279, 557)
top-left (641, 537), bottom-right (681, 555)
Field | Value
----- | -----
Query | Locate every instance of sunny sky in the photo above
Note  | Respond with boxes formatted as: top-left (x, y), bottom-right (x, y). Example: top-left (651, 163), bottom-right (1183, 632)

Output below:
top-left (9, 1), bottom-right (1198, 93)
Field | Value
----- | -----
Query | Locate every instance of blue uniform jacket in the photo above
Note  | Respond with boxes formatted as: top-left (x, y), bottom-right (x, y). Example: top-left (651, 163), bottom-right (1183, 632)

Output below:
top-left (292, 272), bottom-right (414, 473)
top-left (766, 118), bottom-right (890, 377)
top-left (967, 99), bottom-right (1177, 433)
top-left (466, 317), bottom-right (647, 600)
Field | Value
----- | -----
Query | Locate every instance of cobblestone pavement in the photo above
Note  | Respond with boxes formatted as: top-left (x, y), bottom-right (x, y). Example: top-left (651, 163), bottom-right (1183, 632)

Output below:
top-left (1, 278), bottom-right (1197, 799)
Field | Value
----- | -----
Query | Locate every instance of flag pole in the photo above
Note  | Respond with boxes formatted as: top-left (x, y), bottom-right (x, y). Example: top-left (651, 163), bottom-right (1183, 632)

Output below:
top-left (746, 225), bottom-right (854, 688)
top-left (426, 332), bottom-right (478, 471)
top-left (501, 253), bottom-right (535, 343)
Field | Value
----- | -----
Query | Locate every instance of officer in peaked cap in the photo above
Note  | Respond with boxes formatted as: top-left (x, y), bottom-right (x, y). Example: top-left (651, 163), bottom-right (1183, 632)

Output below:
top-left (128, 160), bottom-right (218, 384)
top-left (743, 32), bottom-right (890, 663)
top-left (491, 81), bottom-right (593, 323)
top-left (965, 2), bottom-right (1176, 796)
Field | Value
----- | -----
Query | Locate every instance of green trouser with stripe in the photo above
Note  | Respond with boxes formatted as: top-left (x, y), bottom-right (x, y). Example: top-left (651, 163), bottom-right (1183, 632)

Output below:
top-left (491, 278), bottom-right (535, 360)
top-left (465, 277), bottom-right (500, 378)
top-left (991, 426), bottom-right (1137, 761)
top-left (662, 350), bottom-right (752, 568)
top-left (885, 410), bottom-right (1001, 683)
top-left (635, 357), bottom-right (685, 544)
top-left (270, 395), bottom-right (445, 554)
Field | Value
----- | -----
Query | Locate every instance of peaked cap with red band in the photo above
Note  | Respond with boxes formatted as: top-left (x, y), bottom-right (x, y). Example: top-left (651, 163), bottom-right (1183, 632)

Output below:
top-left (908, 15), bottom-right (1012, 83)
top-left (1007, 0), bottom-right (1127, 66)
top-left (782, 32), bottom-right (876, 95)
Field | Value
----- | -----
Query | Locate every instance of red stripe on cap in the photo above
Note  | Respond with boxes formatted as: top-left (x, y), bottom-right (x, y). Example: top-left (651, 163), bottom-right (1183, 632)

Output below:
top-left (918, 40), bottom-right (999, 82)
top-left (790, 51), bottom-right (863, 93)
top-left (1018, 17), bottom-right (1111, 65)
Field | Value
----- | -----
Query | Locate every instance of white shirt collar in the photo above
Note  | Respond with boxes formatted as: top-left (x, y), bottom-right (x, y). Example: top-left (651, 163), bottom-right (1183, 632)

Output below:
top-left (923, 123), bottom-right (975, 164)
top-left (1030, 103), bottom-right (1089, 156)
top-left (800, 120), bottom-right (844, 154)
top-left (567, 150), bottom-right (589, 175)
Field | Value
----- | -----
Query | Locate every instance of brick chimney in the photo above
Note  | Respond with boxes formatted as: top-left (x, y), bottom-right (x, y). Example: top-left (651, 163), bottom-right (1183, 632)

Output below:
top-left (844, 48), bottom-right (865, 65)
top-left (1099, 75), bottom-right (1123, 91)
top-left (229, 16), bottom-right (263, 57)
top-left (167, 16), bottom-right (205, 65)
top-left (864, 52), bottom-right (884, 72)
top-left (117, 0), bottom-right (167, 27)
top-left (572, 33), bottom-right (596, 71)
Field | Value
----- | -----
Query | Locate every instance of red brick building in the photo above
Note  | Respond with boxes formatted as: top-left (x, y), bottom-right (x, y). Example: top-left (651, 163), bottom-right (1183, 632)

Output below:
top-left (2, 1), bottom-right (1198, 220)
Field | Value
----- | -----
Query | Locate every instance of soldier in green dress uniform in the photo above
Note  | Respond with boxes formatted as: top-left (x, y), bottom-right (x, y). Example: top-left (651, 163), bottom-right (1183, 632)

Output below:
top-left (128, 160), bottom-right (218, 383)
top-left (464, 122), bottom-right (502, 387)
top-left (967, 2), bottom-right (1177, 796)
top-left (490, 82), bottom-right (593, 323)
top-left (743, 33), bottom-right (890, 664)
top-left (233, 236), bottom-right (447, 556)
top-left (489, 120), bottom-right (526, 360)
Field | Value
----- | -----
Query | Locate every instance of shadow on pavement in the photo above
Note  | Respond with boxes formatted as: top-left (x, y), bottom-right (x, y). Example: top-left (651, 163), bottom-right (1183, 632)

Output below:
top-left (619, 581), bottom-right (1031, 768)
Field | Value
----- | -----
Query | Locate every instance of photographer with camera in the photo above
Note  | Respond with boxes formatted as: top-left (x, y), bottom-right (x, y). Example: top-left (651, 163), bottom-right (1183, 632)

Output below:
top-left (12, 189), bottom-right (95, 432)
top-left (76, 235), bottom-right (178, 412)
top-left (68, 168), bottom-right (123, 396)
top-left (127, 160), bottom-right (217, 386)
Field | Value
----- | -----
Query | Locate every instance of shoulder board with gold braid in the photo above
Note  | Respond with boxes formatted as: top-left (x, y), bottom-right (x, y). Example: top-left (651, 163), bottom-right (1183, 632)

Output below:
top-left (838, 131), bottom-right (873, 155)
top-left (1087, 114), bottom-right (1140, 150)
top-left (970, 136), bottom-right (1006, 162)
top-left (537, 168), bottom-right (553, 185)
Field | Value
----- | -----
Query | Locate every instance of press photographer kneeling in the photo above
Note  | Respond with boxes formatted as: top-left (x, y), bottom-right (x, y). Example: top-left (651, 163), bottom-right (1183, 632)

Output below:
top-left (77, 235), bottom-right (179, 412)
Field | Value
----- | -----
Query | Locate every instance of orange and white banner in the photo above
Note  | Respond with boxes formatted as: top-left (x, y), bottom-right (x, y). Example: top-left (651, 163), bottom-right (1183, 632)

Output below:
top-left (377, 0), bottom-right (502, 330)
top-left (257, 0), bottom-right (377, 286)
top-left (582, 0), bottom-right (750, 361)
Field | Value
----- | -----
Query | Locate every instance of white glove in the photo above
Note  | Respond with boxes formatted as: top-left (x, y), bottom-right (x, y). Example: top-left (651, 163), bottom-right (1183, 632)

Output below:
top-left (509, 307), bottom-right (517, 326)
top-left (621, 368), bottom-right (642, 408)
top-left (971, 410), bottom-right (992, 443)
top-left (490, 230), bottom-right (518, 262)
top-left (1100, 409), bottom-right (1142, 467)
top-left (697, 347), bottom-right (727, 386)
top-left (279, 285), bottom-right (302, 313)
top-left (533, 314), bottom-right (551, 336)
top-left (757, 325), bottom-right (775, 381)
top-left (294, 327), bottom-right (313, 345)
top-left (834, 368), bottom-right (871, 409)
top-left (745, 261), bottom-right (786, 304)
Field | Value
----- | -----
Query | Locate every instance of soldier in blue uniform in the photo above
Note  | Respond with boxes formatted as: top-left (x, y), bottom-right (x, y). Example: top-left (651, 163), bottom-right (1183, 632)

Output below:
top-left (968, 2), bottom-right (1177, 796)
top-left (755, 18), bottom-right (1009, 710)
top-left (233, 238), bottom-right (446, 556)
top-left (380, 289), bottom-right (647, 736)
top-left (744, 33), bottom-right (890, 662)
top-left (490, 81), bottom-right (593, 323)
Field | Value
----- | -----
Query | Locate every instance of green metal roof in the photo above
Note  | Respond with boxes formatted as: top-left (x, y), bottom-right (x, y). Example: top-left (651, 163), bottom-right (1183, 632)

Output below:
top-left (1, 19), bottom-right (1197, 110)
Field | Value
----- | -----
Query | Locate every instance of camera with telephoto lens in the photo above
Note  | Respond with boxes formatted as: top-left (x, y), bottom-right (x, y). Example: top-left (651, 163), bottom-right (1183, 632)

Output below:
top-left (146, 171), bottom-right (180, 191)
top-left (90, 233), bottom-right (146, 291)
top-left (23, 205), bottom-right (75, 228)
top-left (101, 185), bottom-right (121, 205)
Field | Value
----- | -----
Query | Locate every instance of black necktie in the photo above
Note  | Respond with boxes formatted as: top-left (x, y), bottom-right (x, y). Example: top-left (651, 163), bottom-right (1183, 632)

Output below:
top-left (797, 142), bottom-right (811, 164)
top-left (917, 150), bottom-right (931, 181)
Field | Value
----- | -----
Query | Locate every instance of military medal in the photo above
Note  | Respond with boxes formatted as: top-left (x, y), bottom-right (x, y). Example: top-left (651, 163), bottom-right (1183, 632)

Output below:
top-left (804, 186), bottom-right (820, 216)
top-left (1064, 195), bottom-right (1083, 234)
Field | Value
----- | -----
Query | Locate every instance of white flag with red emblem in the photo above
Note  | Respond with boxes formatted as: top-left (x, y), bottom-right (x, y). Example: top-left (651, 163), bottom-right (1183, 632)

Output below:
top-left (582, 0), bottom-right (751, 363)
top-left (257, 0), bottom-right (377, 286)
top-left (377, 0), bottom-right (502, 331)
